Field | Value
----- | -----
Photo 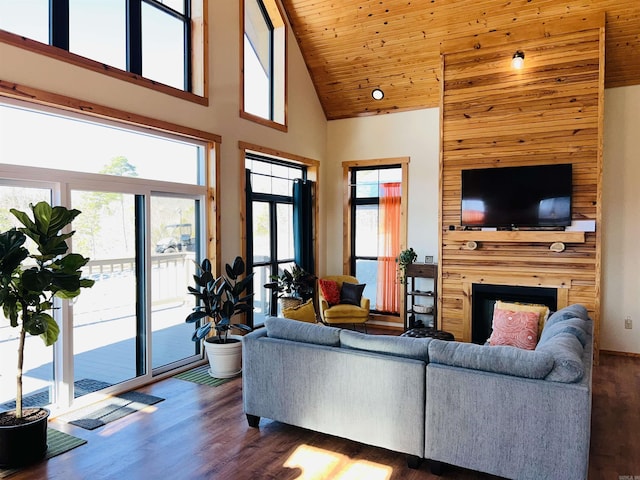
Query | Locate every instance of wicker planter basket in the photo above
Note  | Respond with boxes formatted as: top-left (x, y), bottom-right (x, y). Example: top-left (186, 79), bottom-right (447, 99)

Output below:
top-left (280, 297), bottom-right (303, 310)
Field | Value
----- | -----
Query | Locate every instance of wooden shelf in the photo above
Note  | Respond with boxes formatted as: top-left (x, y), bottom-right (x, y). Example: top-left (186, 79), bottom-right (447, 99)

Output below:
top-left (445, 230), bottom-right (586, 244)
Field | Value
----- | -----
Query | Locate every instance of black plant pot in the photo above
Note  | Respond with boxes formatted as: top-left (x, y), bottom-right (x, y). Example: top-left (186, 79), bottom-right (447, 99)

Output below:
top-left (0, 408), bottom-right (49, 468)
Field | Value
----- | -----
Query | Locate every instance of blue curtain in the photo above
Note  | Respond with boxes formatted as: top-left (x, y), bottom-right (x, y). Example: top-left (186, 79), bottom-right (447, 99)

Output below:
top-left (245, 168), bottom-right (255, 327)
top-left (293, 179), bottom-right (315, 274)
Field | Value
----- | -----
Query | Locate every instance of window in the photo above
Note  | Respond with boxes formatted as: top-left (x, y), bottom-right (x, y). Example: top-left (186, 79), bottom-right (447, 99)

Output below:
top-left (349, 165), bottom-right (404, 315)
top-left (0, 98), bottom-right (209, 411)
top-left (245, 154), bottom-right (312, 325)
top-left (241, 0), bottom-right (287, 129)
top-left (0, 0), bottom-right (199, 95)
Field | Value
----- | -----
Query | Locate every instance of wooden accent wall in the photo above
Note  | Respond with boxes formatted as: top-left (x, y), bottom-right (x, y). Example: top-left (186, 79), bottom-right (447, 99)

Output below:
top-left (437, 15), bottom-right (605, 360)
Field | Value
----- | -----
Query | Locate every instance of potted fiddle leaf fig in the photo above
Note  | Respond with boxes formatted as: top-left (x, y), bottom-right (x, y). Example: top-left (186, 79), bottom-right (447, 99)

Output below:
top-left (185, 256), bottom-right (254, 378)
top-left (0, 202), bottom-right (94, 467)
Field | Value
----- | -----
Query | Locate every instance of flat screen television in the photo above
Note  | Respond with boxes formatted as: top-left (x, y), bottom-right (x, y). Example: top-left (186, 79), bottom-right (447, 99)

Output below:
top-left (461, 164), bottom-right (572, 228)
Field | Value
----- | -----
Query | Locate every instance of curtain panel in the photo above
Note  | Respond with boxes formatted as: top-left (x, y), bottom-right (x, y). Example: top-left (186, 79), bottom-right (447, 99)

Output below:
top-left (376, 182), bottom-right (401, 312)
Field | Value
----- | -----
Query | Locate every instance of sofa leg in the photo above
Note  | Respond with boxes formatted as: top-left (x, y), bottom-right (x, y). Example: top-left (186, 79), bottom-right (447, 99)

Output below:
top-left (406, 455), bottom-right (422, 469)
top-left (246, 414), bottom-right (260, 428)
top-left (429, 460), bottom-right (445, 476)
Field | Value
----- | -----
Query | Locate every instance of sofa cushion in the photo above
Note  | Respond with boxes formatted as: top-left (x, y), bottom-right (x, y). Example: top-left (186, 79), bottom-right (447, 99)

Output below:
top-left (546, 304), bottom-right (589, 327)
top-left (488, 307), bottom-right (540, 350)
top-left (536, 333), bottom-right (585, 383)
top-left (340, 282), bottom-right (366, 306)
top-left (318, 279), bottom-right (341, 306)
top-left (539, 318), bottom-right (590, 347)
top-left (282, 299), bottom-right (317, 323)
top-left (265, 316), bottom-right (341, 346)
top-left (429, 339), bottom-right (554, 379)
top-left (340, 330), bottom-right (431, 361)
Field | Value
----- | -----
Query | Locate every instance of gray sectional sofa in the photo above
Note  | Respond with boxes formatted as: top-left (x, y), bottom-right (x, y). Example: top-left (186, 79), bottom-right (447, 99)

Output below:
top-left (242, 304), bottom-right (593, 479)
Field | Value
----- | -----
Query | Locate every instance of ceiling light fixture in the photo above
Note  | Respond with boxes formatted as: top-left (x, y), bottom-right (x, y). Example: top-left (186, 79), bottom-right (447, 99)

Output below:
top-left (372, 88), bottom-right (384, 100)
top-left (511, 51), bottom-right (525, 69)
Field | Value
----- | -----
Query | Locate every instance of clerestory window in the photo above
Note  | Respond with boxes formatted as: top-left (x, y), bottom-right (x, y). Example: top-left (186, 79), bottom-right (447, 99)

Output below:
top-left (0, 0), bottom-right (199, 94)
top-left (241, 0), bottom-right (287, 129)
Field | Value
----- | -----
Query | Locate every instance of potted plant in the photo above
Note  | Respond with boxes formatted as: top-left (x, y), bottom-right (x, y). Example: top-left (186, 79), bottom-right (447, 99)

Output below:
top-left (185, 256), bottom-right (254, 378)
top-left (264, 263), bottom-right (316, 310)
top-left (397, 247), bottom-right (418, 284)
top-left (0, 202), bottom-right (94, 467)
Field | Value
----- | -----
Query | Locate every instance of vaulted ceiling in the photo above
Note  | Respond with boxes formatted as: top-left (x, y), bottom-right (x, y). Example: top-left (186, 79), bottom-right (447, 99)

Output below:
top-left (280, 0), bottom-right (640, 120)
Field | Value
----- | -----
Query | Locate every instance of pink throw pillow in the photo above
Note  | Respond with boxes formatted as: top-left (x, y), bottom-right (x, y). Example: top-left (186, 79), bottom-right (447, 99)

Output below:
top-left (489, 308), bottom-right (539, 350)
top-left (318, 279), bottom-right (341, 306)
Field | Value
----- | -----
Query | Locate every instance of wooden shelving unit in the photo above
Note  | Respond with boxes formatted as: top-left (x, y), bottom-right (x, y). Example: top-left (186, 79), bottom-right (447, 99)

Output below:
top-left (404, 263), bottom-right (437, 331)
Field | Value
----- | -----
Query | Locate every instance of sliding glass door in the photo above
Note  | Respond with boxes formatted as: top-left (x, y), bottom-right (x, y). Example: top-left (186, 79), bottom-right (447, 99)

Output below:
top-left (70, 189), bottom-right (140, 394)
top-left (0, 184), bottom-right (54, 408)
top-left (0, 97), bottom-right (209, 412)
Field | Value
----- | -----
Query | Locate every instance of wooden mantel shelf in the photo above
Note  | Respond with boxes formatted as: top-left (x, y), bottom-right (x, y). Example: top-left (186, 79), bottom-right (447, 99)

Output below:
top-left (445, 230), bottom-right (586, 244)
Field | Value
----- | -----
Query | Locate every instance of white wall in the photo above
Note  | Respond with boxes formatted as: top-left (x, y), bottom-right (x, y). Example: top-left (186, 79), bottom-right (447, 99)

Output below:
top-left (0, 2), bottom-right (327, 263)
top-left (324, 109), bottom-right (440, 275)
top-left (601, 84), bottom-right (640, 354)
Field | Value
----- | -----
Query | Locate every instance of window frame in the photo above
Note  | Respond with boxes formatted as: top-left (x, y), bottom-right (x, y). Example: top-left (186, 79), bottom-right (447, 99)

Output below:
top-left (240, 0), bottom-right (288, 132)
top-left (343, 158), bottom-right (410, 326)
top-left (0, 0), bottom-right (207, 104)
top-left (239, 142), bottom-right (319, 325)
top-left (0, 85), bottom-right (221, 412)
top-left (246, 153), bottom-right (307, 320)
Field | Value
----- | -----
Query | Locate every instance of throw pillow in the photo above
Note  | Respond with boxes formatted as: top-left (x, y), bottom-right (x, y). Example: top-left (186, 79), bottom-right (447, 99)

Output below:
top-left (489, 307), bottom-right (540, 350)
top-left (318, 279), bottom-right (340, 306)
top-left (282, 299), bottom-right (317, 323)
top-left (340, 282), bottom-right (366, 306)
top-left (495, 300), bottom-right (550, 337)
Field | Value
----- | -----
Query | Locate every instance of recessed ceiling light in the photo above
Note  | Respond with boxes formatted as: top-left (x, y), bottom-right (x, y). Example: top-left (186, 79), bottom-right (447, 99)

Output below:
top-left (372, 88), bottom-right (384, 100)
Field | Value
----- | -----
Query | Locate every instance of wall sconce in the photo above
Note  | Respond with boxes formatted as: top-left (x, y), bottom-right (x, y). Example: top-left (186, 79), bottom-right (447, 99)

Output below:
top-left (511, 51), bottom-right (525, 69)
top-left (372, 88), bottom-right (384, 100)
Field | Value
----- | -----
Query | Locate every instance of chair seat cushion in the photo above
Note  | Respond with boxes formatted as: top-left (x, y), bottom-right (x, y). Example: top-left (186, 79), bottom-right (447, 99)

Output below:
top-left (323, 303), bottom-right (368, 320)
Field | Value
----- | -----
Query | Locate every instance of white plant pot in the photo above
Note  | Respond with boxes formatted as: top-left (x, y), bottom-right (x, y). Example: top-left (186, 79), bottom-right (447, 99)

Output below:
top-left (203, 334), bottom-right (243, 378)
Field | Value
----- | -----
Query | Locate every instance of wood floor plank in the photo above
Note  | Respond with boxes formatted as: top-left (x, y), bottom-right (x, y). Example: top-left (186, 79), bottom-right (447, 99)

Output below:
top-left (6, 352), bottom-right (639, 479)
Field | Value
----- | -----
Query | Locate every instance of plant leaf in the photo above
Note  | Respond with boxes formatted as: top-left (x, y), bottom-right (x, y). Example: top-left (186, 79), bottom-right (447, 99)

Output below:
top-left (39, 313), bottom-right (60, 346)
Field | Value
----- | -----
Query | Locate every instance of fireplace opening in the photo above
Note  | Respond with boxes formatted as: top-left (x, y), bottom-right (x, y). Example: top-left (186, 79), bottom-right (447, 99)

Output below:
top-left (471, 284), bottom-right (557, 344)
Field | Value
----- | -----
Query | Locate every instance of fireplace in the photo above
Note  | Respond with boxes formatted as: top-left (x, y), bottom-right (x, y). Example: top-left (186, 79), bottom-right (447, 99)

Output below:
top-left (471, 284), bottom-right (558, 344)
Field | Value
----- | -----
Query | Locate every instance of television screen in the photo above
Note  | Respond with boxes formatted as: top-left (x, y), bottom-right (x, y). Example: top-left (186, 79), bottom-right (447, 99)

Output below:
top-left (461, 164), bottom-right (572, 228)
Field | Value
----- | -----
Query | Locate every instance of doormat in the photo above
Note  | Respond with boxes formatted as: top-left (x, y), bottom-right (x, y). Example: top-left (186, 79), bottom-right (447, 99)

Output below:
top-left (1, 379), bottom-right (112, 411)
top-left (0, 428), bottom-right (87, 478)
top-left (173, 365), bottom-right (237, 387)
top-left (61, 391), bottom-right (164, 431)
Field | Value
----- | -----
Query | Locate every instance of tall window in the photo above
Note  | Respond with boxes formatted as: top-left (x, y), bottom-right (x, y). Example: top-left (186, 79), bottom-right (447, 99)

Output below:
top-left (0, 98), bottom-right (208, 412)
top-left (242, 0), bottom-right (286, 128)
top-left (245, 154), bottom-right (307, 325)
top-left (0, 0), bottom-right (192, 91)
top-left (350, 166), bottom-right (403, 314)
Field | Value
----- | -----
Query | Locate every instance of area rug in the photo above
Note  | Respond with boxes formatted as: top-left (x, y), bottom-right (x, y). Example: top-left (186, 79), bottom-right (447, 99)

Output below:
top-left (173, 365), bottom-right (236, 387)
top-left (1, 379), bottom-right (112, 411)
top-left (0, 428), bottom-right (87, 478)
top-left (61, 391), bottom-right (164, 430)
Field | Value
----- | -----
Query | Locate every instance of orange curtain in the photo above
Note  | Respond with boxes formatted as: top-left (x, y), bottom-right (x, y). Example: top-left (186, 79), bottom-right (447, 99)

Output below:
top-left (376, 182), bottom-right (401, 312)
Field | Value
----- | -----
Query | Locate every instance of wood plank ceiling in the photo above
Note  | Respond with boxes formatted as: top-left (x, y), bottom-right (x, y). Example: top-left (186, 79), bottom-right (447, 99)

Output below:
top-left (281, 0), bottom-right (640, 120)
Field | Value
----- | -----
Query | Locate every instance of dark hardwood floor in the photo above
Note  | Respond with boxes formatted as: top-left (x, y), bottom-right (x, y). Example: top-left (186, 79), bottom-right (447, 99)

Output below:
top-left (7, 353), bottom-right (639, 479)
